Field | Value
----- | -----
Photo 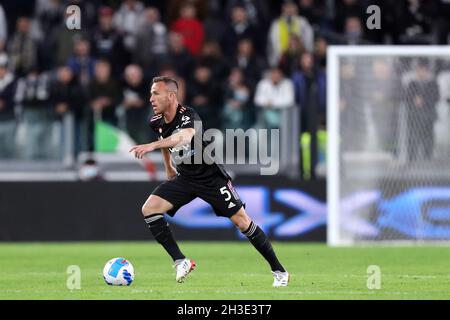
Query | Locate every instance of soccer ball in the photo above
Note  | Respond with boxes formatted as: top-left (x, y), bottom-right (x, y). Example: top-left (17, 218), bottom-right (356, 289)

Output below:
top-left (103, 257), bottom-right (134, 286)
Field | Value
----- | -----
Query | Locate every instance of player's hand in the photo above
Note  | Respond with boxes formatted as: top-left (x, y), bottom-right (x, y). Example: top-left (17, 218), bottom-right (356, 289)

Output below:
top-left (129, 143), bottom-right (155, 159)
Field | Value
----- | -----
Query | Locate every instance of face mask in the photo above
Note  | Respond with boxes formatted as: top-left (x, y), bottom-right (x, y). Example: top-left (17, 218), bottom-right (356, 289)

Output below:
top-left (79, 165), bottom-right (100, 181)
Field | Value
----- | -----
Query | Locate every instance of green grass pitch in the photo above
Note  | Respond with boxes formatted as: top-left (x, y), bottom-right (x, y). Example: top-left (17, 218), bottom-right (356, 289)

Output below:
top-left (0, 242), bottom-right (449, 300)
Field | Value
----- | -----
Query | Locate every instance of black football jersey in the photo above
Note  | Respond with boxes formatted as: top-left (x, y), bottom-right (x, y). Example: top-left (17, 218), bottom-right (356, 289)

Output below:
top-left (149, 104), bottom-right (231, 181)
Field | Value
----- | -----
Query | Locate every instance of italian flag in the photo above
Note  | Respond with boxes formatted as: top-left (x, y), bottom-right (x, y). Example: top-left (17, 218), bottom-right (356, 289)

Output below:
top-left (94, 121), bottom-right (156, 178)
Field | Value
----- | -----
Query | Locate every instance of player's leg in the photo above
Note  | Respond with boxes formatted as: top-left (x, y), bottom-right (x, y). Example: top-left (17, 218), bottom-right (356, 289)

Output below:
top-left (230, 207), bottom-right (289, 286)
top-left (141, 195), bottom-right (186, 262)
top-left (197, 176), bottom-right (289, 286)
top-left (142, 178), bottom-right (197, 283)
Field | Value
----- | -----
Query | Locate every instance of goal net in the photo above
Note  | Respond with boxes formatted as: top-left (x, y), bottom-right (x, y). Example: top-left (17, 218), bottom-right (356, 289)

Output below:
top-left (327, 46), bottom-right (450, 245)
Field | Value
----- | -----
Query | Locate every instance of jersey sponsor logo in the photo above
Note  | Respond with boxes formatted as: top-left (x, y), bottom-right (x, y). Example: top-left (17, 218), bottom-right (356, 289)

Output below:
top-left (228, 202), bottom-right (236, 209)
top-left (181, 115), bottom-right (191, 127)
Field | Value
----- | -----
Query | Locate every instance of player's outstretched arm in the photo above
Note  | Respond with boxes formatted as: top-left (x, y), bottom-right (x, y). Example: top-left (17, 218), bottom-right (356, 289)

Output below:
top-left (129, 128), bottom-right (195, 159)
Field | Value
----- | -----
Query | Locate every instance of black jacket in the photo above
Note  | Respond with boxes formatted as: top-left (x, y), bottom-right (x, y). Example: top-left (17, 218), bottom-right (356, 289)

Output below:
top-left (0, 73), bottom-right (16, 121)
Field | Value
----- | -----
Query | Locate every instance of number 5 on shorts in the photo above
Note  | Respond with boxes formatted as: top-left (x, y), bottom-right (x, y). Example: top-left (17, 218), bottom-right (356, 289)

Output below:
top-left (220, 186), bottom-right (232, 201)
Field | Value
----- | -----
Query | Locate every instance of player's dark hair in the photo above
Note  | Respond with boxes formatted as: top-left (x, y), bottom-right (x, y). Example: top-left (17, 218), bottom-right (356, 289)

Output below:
top-left (152, 76), bottom-right (179, 90)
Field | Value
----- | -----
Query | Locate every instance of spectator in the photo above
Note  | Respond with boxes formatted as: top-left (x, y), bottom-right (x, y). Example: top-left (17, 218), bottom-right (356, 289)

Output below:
top-left (134, 7), bottom-right (168, 72)
top-left (85, 60), bottom-right (121, 152)
top-left (254, 67), bottom-right (295, 129)
top-left (93, 7), bottom-right (130, 77)
top-left (34, 0), bottom-right (65, 69)
top-left (187, 64), bottom-right (222, 129)
top-left (405, 60), bottom-right (439, 161)
top-left (35, 0), bottom-right (64, 39)
top-left (292, 52), bottom-right (326, 132)
top-left (50, 22), bottom-right (85, 68)
top-left (51, 65), bottom-right (84, 120)
top-left (223, 5), bottom-right (259, 57)
top-left (313, 36), bottom-right (327, 70)
top-left (293, 49), bottom-right (326, 179)
top-left (162, 32), bottom-right (195, 80)
top-left (50, 65), bottom-right (85, 155)
top-left (232, 38), bottom-right (266, 92)
top-left (0, 54), bottom-right (16, 158)
top-left (167, 0), bottom-right (208, 25)
top-left (203, 0), bottom-right (227, 45)
top-left (343, 16), bottom-right (365, 45)
top-left (1, 0), bottom-right (35, 40)
top-left (279, 34), bottom-right (307, 76)
top-left (333, 0), bottom-right (364, 33)
top-left (121, 64), bottom-right (150, 144)
top-left (267, 0), bottom-right (314, 67)
top-left (113, 0), bottom-right (145, 52)
top-left (225, 0), bottom-right (271, 33)
top-left (221, 67), bottom-right (252, 130)
top-left (67, 37), bottom-right (96, 88)
top-left (8, 16), bottom-right (40, 77)
top-left (170, 3), bottom-right (205, 56)
top-left (197, 40), bottom-right (229, 83)
top-left (88, 60), bottom-right (121, 126)
top-left (14, 67), bottom-right (53, 159)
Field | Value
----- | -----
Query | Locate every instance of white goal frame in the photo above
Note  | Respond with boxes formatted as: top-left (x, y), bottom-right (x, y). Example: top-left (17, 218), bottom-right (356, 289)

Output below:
top-left (327, 46), bottom-right (450, 246)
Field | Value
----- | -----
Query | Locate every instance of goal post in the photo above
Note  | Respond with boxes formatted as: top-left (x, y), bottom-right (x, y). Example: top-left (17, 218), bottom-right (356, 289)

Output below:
top-left (327, 46), bottom-right (450, 246)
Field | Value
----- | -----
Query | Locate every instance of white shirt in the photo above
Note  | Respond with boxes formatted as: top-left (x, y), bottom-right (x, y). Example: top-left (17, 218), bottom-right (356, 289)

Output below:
top-left (254, 78), bottom-right (295, 109)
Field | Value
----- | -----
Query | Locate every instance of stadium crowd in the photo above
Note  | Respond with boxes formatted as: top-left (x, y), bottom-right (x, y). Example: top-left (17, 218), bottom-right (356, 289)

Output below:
top-left (0, 0), bottom-right (449, 175)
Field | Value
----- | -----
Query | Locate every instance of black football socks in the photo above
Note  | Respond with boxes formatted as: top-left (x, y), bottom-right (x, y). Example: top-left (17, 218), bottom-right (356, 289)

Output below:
top-left (243, 221), bottom-right (286, 272)
top-left (144, 214), bottom-right (185, 261)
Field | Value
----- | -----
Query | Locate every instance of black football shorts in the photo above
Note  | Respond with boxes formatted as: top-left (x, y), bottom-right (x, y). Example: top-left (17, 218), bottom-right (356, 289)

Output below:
top-left (151, 174), bottom-right (244, 218)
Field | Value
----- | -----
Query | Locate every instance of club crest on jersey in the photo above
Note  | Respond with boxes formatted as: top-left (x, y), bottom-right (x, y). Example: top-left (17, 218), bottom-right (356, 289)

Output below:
top-left (181, 115), bottom-right (191, 126)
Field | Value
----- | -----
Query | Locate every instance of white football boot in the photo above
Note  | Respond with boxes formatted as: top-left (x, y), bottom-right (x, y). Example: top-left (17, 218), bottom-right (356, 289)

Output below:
top-left (174, 258), bottom-right (196, 283)
top-left (271, 270), bottom-right (290, 287)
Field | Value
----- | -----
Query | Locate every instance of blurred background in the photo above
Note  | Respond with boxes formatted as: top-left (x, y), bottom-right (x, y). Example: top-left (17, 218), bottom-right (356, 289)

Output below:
top-left (0, 0), bottom-right (449, 243)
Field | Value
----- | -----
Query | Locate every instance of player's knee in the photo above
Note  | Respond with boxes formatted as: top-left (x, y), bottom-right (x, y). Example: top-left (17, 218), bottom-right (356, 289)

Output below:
top-left (231, 211), bottom-right (252, 231)
top-left (234, 220), bottom-right (248, 232)
top-left (141, 201), bottom-right (162, 216)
